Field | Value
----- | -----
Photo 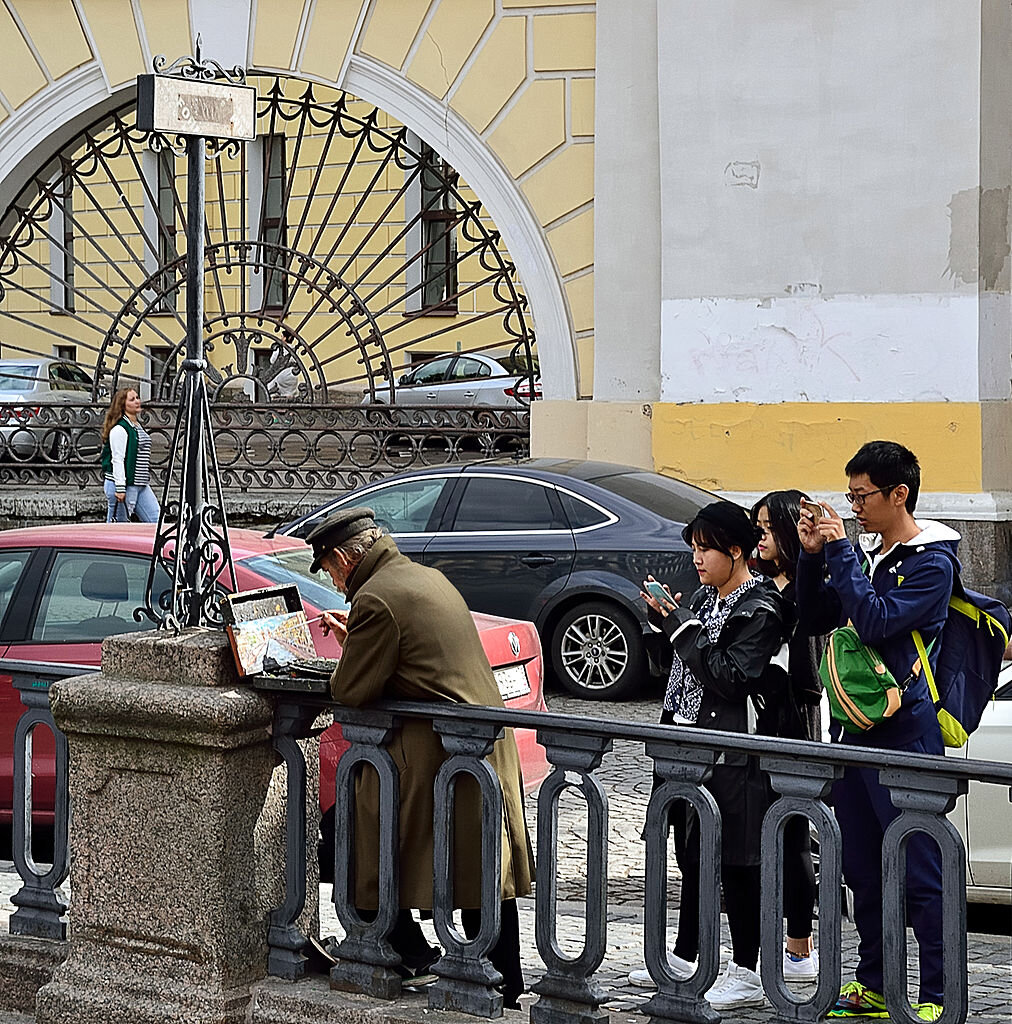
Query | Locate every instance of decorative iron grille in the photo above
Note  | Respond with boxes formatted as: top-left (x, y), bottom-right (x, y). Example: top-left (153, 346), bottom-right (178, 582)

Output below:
top-left (0, 76), bottom-right (536, 457)
top-left (0, 399), bottom-right (528, 491)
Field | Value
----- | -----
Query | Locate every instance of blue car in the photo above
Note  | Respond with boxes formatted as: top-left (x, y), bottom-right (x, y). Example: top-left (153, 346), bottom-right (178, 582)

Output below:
top-left (278, 459), bottom-right (712, 699)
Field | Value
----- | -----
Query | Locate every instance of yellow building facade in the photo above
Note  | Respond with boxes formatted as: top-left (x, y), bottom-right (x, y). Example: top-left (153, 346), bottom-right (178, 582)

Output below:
top-left (1, 0), bottom-right (1010, 587)
top-left (0, 0), bottom-right (593, 401)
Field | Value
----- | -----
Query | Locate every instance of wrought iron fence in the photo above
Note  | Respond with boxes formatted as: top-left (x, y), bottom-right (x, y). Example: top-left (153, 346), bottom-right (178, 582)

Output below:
top-left (4, 659), bottom-right (1010, 1024)
top-left (0, 399), bottom-right (529, 491)
top-left (263, 694), bottom-right (1010, 1024)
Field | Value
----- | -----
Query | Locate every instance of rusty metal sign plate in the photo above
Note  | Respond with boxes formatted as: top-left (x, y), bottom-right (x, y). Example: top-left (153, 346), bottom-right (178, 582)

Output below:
top-left (137, 75), bottom-right (256, 140)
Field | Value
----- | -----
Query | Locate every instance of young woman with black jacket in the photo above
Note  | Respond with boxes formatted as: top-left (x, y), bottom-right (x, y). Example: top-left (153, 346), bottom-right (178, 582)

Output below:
top-left (752, 489), bottom-right (826, 984)
top-left (627, 500), bottom-right (794, 1012)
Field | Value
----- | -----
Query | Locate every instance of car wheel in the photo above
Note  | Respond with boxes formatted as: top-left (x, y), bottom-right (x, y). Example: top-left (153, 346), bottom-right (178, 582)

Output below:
top-left (48, 430), bottom-right (71, 462)
top-left (551, 601), bottom-right (646, 699)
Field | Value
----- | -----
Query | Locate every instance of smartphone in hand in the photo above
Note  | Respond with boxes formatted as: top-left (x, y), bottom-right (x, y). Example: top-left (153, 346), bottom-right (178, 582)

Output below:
top-left (800, 498), bottom-right (825, 523)
top-left (643, 579), bottom-right (674, 605)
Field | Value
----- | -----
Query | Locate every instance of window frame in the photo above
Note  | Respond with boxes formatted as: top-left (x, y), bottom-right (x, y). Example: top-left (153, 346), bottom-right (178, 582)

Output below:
top-left (27, 549), bottom-right (170, 645)
top-left (444, 474), bottom-right (569, 535)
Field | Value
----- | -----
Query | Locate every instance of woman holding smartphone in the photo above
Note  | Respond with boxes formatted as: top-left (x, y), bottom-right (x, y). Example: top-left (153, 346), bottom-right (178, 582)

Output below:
top-left (627, 500), bottom-right (793, 1011)
top-left (751, 490), bottom-right (826, 982)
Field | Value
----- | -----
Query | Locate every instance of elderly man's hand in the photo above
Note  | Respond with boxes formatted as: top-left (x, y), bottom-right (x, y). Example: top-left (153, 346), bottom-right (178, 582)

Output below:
top-left (320, 609), bottom-right (349, 645)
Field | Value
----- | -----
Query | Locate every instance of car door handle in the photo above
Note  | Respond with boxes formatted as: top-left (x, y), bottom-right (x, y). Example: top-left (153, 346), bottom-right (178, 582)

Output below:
top-left (520, 554), bottom-right (556, 568)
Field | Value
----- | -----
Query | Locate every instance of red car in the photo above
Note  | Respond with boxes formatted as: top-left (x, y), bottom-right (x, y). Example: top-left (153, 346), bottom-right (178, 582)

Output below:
top-left (0, 524), bottom-right (550, 831)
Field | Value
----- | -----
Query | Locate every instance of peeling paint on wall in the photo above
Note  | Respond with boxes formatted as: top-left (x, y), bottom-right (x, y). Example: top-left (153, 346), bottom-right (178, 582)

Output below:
top-left (947, 187), bottom-right (1011, 290)
top-left (659, 295), bottom-right (980, 404)
top-left (723, 160), bottom-right (760, 188)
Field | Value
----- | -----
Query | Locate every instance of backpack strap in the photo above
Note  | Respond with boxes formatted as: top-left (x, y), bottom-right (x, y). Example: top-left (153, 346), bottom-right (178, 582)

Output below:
top-left (911, 630), bottom-right (939, 702)
top-left (913, 626), bottom-right (970, 747)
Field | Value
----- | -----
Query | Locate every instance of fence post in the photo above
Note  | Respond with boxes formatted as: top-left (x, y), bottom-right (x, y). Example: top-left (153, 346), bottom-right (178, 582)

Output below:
top-left (9, 675), bottom-right (71, 940)
top-left (264, 698), bottom-right (327, 980)
top-left (327, 710), bottom-right (403, 1000)
top-left (640, 743), bottom-right (721, 1024)
top-left (428, 717), bottom-right (506, 1018)
top-left (879, 769), bottom-right (968, 1024)
top-left (759, 757), bottom-right (843, 1023)
top-left (530, 729), bottom-right (613, 1024)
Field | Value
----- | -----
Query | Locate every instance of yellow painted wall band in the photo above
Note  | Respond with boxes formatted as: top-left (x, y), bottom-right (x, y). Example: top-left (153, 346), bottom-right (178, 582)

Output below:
top-left (651, 402), bottom-right (984, 493)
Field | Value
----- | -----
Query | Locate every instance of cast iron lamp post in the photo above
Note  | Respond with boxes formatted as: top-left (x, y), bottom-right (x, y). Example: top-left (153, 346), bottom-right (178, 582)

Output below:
top-left (135, 39), bottom-right (257, 628)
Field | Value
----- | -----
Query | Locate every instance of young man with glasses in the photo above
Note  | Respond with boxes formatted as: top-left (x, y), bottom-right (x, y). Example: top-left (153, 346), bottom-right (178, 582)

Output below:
top-left (796, 440), bottom-right (957, 1022)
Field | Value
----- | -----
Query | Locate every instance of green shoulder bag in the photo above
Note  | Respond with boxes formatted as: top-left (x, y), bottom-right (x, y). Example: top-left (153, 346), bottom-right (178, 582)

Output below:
top-left (819, 626), bottom-right (903, 734)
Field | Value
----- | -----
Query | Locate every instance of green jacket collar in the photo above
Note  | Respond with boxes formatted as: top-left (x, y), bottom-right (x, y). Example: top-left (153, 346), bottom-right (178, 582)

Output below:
top-left (345, 534), bottom-right (401, 599)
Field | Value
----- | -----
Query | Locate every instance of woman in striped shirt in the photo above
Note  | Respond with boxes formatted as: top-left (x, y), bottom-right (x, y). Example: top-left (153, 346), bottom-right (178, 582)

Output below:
top-left (100, 387), bottom-right (160, 523)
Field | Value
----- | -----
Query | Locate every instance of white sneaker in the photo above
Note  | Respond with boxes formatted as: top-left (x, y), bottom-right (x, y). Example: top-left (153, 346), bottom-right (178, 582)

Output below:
top-left (627, 952), bottom-right (697, 988)
top-left (783, 947), bottom-right (819, 982)
top-left (704, 961), bottom-right (764, 1010)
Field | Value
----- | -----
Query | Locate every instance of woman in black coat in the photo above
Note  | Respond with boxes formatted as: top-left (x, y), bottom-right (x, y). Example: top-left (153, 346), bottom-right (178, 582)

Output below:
top-left (752, 490), bottom-right (826, 983)
top-left (627, 500), bottom-right (793, 1012)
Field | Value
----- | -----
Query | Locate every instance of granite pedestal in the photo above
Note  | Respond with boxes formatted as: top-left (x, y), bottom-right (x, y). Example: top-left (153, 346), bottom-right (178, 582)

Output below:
top-left (35, 629), bottom-right (277, 1024)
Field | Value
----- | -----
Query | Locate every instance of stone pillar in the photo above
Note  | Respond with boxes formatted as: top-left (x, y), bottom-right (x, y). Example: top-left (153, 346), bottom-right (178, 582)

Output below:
top-left (35, 629), bottom-right (277, 1024)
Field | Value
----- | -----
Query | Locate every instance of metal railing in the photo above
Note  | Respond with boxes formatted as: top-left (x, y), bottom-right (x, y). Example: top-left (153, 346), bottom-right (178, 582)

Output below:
top-left (3, 659), bottom-right (1011, 1024)
top-left (263, 692), bottom-right (1012, 1024)
top-left (0, 400), bottom-right (530, 491)
top-left (2, 660), bottom-right (90, 940)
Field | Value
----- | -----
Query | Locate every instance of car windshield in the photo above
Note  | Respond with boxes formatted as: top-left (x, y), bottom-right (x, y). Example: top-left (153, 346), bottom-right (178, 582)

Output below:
top-left (0, 365), bottom-right (39, 392)
top-left (590, 471), bottom-right (712, 523)
top-left (238, 548), bottom-right (348, 613)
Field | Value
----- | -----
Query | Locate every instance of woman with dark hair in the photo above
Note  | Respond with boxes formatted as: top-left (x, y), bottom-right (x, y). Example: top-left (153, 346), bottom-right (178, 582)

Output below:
top-left (751, 489), bottom-right (826, 983)
top-left (627, 500), bottom-right (794, 1011)
top-left (100, 387), bottom-right (160, 523)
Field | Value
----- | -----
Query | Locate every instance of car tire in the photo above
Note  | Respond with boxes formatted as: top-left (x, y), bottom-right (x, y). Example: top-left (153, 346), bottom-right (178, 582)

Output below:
top-left (48, 430), bottom-right (71, 462)
top-left (551, 601), bottom-right (646, 700)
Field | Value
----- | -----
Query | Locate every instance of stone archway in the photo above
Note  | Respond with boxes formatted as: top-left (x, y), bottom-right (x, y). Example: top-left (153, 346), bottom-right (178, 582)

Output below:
top-left (0, 0), bottom-right (592, 402)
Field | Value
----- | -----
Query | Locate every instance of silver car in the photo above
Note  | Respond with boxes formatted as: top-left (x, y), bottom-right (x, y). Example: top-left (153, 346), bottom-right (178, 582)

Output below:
top-left (363, 351), bottom-right (540, 408)
top-left (0, 357), bottom-right (96, 461)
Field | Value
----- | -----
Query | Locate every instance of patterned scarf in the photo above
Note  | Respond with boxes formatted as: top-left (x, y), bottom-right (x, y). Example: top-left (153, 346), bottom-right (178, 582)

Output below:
top-left (663, 575), bottom-right (762, 719)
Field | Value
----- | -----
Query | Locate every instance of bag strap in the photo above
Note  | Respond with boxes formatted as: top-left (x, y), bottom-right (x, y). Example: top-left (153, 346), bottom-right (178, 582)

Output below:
top-left (911, 630), bottom-right (939, 703)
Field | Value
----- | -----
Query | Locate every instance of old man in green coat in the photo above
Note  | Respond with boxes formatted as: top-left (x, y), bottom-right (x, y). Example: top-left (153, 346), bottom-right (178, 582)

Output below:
top-left (307, 507), bottom-right (535, 1007)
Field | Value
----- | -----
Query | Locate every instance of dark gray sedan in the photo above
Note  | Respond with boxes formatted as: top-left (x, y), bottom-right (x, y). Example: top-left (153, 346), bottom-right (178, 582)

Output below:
top-left (278, 459), bottom-right (712, 699)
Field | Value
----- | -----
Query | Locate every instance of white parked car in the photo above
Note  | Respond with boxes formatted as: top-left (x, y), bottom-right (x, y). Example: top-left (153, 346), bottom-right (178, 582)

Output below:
top-left (363, 351), bottom-right (540, 409)
top-left (0, 357), bottom-right (96, 460)
top-left (949, 664), bottom-right (1012, 904)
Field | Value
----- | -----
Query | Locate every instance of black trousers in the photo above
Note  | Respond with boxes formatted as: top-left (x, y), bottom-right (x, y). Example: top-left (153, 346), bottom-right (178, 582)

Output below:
top-left (670, 802), bottom-right (762, 973)
top-left (370, 902), bottom-right (524, 1007)
top-left (783, 813), bottom-right (816, 940)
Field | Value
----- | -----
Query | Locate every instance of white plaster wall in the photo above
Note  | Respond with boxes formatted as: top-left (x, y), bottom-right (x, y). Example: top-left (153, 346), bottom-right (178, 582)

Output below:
top-left (655, 0), bottom-right (988, 405)
top-left (660, 294), bottom-right (979, 403)
top-left (592, 0), bottom-right (661, 402)
top-left (188, 0), bottom-right (251, 70)
top-left (656, 0), bottom-right (982, 300)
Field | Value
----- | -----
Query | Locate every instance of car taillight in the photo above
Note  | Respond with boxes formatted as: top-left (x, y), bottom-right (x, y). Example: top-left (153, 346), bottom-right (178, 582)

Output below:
top-left (2, 406), bottom-right (39, 426)
top-left (506, 381), bottom-right (541, 400)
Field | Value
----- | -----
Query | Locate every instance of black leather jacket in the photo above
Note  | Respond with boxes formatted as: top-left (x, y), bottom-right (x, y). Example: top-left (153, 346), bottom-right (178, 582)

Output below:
top-left (654, 579), bottom-right (796, 866)
top-left (660, 580), bottom-right (795, 737)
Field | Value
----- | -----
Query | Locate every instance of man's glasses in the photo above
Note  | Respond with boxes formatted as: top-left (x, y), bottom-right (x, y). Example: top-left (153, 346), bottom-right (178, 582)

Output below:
top-left (845, 485), bottom-right (897, 507)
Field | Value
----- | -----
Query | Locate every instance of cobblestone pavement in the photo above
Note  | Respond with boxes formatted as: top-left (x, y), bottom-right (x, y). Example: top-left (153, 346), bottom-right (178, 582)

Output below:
top-left (2, 690), bottom-right (1010, 1021)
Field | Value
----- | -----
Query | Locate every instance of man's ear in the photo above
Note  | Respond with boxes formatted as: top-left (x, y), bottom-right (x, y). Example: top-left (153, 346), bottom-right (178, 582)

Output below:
top-left (891, 484), bottom-right (909, 508)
